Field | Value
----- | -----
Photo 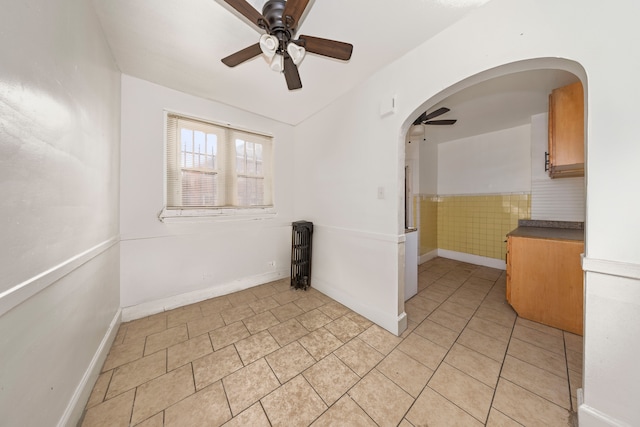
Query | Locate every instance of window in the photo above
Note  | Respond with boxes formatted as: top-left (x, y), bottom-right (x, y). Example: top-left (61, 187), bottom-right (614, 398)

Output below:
top-left (162, 113), bottom-right (273, 219)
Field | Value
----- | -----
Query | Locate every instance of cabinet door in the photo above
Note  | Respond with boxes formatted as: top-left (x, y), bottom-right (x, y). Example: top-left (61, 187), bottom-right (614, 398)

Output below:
top-left (509, 236), bottom-right (584, 335)
top-left (549, 81), bottom-right (584, 175)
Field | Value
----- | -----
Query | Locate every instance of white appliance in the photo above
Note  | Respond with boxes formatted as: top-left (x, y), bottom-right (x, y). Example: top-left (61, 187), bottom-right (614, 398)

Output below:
top-left (404, 228), bottom-right (418, 301)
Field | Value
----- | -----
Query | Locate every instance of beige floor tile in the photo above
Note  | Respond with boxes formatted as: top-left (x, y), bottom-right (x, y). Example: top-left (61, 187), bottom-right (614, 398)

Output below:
top-left (81, 389), bottom-right (135, 427)
top-left (376, 349), bottom-right (433, 397)
top-left (413, 319), bottom-right (459, 349)
top-left (165, 381), bottom-right (231, 426)
top-left (318, 301), bottom-right (350, 319)
top-left (397, 332), bottom-right (448, 370)
top-left (131, 364), bottom-right (195, 425)
top-left (334, 337), bottom-right (384, 377)
top-left (472, 267), bottom-right (503, 281)
top-left (475, 306), bottom-right (517, 329)
top-left (167, 333), bottom-right (213, 371)
top-left (250, 283), bottom-right (278, 299)
top-left (227, 289), bottom-right (258, 307)
top-left (298, 327), bottom-right (343, 360)
top-left (297, 309), bottom-right (332, 331)
top-left (358, 324), bottom-right (403, 355)
top-left (485, 408), bottom-right (522, 426)
top-left (123, 316), bottom-right (167, 343)
top-left (166, 304), bottom-right (203, 328)
top-left (102, 338), bottom-right (145, 372)
top-left (234, 330), bottom-right (281, 365)
top-left (516, 317), bottom-right (563, 337)
top-left (266, 341), bottom-right (316, 383)
top-left (445, 343), bottom-right (501, 388)
top-left (324, 315), bottom-right (364, 342)
top-left (223, 358), bottom-right (280, 415)
top-left (440, 300), bottom-right (477, 319)
top-left (511, 323), bottom-right (565, 355)
top-left (222, 402), bottom-right (270, 427)
top-left (564, 331), bottom-right (584, 353)
top-left (467, 316), bottom-right (513, 343)
top-left (134, 412), bottom-right (163, 427)
top-left (406, 386), bottom-right (483, 427)
top-left (186, 313), bottom-right (225, 338)
top-left (346, 312), bottom-right (374, 330)
top-left (272, 288), bottom-right (302, 305)
top-left (457, 328), bottom-right (508, 362)
top-left (220, 304), bottom-right (256, 325)
top-left (566, 348), bottom-right (583, 373)
top-left (192, 345), bottom-right (243, 390)
top-left (409, 294), bottom-right (442, 313)
top-left (86, 370), bottom-right (113, 408)
top-left (248, 296), bottom-right (280, 314)
top-left (268, 318), bottom-right (309, 346)
top-left (398, 419), bottom-right (414, 427)
top-left (271, 301), bottom-right (305, 322)
top-left (144, 325), bottom-right (189, 356)
top-left (405, 304), bottom-right (431, 323)
top-left (447, 293), bottom-right (484, 310)
top-left (492, 379), bottom-right (572, 426)
top-left (421, 289), bottom-right (450, 303)
top-left (261, 375), bottom-right (328, 426)
top-left (428, 362), bottom-right (494, 423)
top-left (303, 354), bottom-right (359, 405)
top-left (348, 369), bottom-right (414, 427)
top-left (501, 355), bottom-right (570, 409)
top-left (199, 297), bottom-right (232, 317)
top-left (507, 338), bottom-right (568, 378)
top-left (569, 369), bottom-right (582, 399)
top-left (209, 321), bottom-right (250, 350)
top-left (242, 311), bottom-right (280, 334)
top-left (106, 350), bottom-right (166, 400)
top-left (294, 296), bottom-right (325, 312)
top-left (429, 309), bottom-right (469, 333)
top-left (311, 395), bottom-right (377, 427)
top-left (270, 279), bottom-right (291, 293)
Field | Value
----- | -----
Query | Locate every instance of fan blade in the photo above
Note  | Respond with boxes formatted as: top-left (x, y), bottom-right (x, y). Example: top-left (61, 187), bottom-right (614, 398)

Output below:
top-left (423, 107), bottom-right (450, 121)
top-left (413, 112), bottom-right (428, 125)
top-left (282, 0), bottom-right (310, 29)
top-left (222, 0), bottom-right (267, 30)
top-left (283, 55), bottom-right (302, 90)
top-left (297, 35), bottom-right (353, 60)
top-left (222, 43), bottom-right (262, 67)
top-left (424, 119), bottom-right (457, 125)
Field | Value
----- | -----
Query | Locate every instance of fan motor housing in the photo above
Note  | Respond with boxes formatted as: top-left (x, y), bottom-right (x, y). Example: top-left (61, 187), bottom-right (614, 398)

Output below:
top-left (262, 0), bottom-right (287, 31)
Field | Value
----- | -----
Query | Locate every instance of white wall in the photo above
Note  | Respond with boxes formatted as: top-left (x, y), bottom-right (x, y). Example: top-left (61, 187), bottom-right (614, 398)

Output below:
top-left (119, 76), bottom-right (296, 317)
top-left (292, 0), bottom-right (640, 424)
top-left (0, 0), bottom-right (121, 425)
top-left (437, 125), bottom-right (531, 195)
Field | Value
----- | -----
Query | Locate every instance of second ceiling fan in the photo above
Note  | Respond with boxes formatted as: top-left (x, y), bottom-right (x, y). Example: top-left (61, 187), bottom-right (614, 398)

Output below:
top-left (413, 107), bottom-right (457, 126)
top-left (221, 0), bottom-right (354, 90)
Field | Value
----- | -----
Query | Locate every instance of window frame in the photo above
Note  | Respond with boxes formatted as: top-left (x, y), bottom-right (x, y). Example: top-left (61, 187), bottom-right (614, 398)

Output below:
top-left (159, 111), bottom-right (276, 223)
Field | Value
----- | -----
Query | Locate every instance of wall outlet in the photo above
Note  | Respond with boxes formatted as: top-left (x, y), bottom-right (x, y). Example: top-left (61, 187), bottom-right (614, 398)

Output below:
top-left (268, 261), bottom-right (276, 268)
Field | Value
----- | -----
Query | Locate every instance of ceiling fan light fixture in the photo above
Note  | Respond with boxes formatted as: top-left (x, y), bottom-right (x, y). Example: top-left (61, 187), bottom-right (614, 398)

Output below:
top-left (259, 33), bottom-right (278, 59)
top-left (287, 42), bottom-right (306, 65)
top-left (270, 54), bottom-right (284, 72)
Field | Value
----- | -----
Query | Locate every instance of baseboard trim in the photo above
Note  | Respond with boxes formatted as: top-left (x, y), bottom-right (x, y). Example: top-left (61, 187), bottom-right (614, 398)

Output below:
top-left (578, 401), bottom-right (630, 427)
top-left (312, 276), bottom-right (405, 336)
top-left (58, 308), bottom-right (122, 427)
top-left (122, 270), bottom-right (289, 322)
top-left (437, 249), bottom-right (506, 270)
top-left (419, 250), bottom-right (438, 265)
top-left (0, 237), bottom-right (119, 316)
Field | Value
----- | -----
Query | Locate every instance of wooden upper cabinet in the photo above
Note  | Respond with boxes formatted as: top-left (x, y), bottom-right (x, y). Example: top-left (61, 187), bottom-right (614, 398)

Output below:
top-left (548, 81), bottom-right (584, 178)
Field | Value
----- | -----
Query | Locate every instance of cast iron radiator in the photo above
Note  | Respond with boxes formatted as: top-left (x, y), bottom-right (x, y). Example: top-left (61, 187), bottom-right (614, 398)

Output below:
top-left (291, 221), bottom-right (313, 290)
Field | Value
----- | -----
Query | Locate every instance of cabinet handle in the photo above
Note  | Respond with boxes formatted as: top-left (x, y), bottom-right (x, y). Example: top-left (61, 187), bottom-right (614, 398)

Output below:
top-left (544, 151), bottom-right (550, 172)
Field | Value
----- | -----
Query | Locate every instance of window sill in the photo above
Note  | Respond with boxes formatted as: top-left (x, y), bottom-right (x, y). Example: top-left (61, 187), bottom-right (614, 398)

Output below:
top-left (158, 206), bottom-right (277, 223)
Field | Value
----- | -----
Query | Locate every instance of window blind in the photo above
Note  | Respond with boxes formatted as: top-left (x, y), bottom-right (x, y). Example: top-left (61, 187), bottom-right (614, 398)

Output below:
top-left (166, 113), bottom-right (272, 209)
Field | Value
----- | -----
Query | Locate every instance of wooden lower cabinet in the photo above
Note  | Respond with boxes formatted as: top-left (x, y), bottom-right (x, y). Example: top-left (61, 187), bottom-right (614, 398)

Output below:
top-left (506, 236), bottom-right (584, 335)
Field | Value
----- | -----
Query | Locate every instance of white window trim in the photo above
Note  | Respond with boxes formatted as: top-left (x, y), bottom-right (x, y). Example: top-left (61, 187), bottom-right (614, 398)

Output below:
top-left (159, 110), bottom-right (276, 223)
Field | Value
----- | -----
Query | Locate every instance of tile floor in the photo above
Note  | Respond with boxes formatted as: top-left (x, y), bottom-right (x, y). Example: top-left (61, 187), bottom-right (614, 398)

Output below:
top-left (80, 257), bottom-right (582, 427)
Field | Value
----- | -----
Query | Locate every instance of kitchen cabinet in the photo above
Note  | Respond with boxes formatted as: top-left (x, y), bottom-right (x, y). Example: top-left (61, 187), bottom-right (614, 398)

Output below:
top-left (547, 81), bottom-right (584, 178)
top-left (506, 234), bottom-right (584, 335)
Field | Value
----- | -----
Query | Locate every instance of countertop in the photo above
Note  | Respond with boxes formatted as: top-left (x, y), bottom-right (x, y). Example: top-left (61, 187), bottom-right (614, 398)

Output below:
top-left (507, 220), bottom-right (584, 242)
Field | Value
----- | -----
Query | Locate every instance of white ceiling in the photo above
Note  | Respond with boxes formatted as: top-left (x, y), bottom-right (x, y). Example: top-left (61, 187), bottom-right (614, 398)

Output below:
top-left (91, 0), bottom-right (492, 125)
top-left (91, 0), bottom-right (578, 138)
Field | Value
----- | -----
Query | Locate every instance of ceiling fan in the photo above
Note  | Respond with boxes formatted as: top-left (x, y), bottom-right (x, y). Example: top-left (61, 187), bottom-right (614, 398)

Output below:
top-left (220, 0), bottom-right (353, 90)
top-left (412, 107), bottom-right (457, 126)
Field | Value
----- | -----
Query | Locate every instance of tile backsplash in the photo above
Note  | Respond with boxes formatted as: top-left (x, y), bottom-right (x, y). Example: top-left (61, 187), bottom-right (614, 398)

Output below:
top-left (417, 193), bottom-right (531, 261)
